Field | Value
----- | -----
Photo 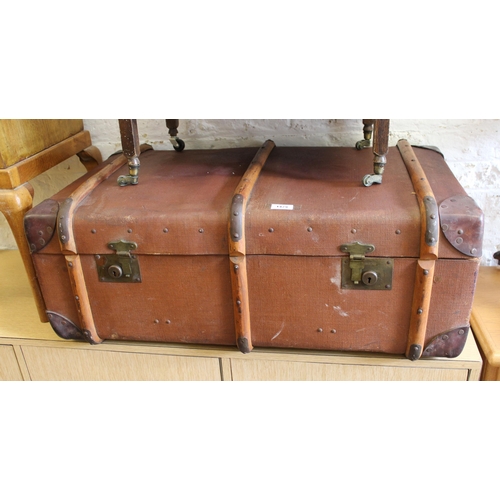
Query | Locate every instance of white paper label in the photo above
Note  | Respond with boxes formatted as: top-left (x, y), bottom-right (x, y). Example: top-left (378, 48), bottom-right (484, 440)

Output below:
top-left (271, 204), bottom-right (294, 210)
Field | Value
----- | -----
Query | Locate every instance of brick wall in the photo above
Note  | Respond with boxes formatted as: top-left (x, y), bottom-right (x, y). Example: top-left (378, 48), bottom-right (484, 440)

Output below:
top-left (1, 119), bottom-right (499, 265)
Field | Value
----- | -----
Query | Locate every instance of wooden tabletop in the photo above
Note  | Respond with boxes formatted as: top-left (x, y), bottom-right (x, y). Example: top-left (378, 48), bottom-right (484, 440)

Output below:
top-left (471, 266), bottom-right (500, 367)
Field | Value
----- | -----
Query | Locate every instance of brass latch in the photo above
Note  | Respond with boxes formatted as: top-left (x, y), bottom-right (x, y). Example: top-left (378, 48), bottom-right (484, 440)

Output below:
top-left (96, 240), bottom-right (142, 283)
top-left (340, 242), bottom-right (393, 290)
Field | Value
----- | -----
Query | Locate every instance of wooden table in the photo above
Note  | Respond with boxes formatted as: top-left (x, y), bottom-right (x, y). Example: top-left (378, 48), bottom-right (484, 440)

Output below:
top-left (0, 120), bottom-right (101, 322)
top-left (470, 266), bottom-right (500, 380)
top-left (0, 250), bottom-right (482, 381)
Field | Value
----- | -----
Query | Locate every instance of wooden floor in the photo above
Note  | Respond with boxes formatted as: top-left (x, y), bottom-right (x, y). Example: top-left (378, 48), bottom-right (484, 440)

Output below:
top-left (0, 249), bottom-right (484, 381)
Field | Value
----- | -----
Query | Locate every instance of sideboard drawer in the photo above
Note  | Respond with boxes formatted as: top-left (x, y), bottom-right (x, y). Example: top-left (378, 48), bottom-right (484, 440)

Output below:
top-left (0, 344), bottom-right (23, 380)
top-left (21, 345), bottom-right (222, 381)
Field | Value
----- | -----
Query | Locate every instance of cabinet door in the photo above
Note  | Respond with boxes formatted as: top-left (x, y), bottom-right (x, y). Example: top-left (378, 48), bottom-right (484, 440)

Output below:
top-left (0, 345), bottom-right (23, 380)
top-left (21, 346), bottom-right (222, 381)
top-left (230, 358), bottom-right (468, 381)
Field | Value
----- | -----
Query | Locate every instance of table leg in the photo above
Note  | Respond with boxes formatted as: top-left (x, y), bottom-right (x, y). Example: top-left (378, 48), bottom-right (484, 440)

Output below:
top-left (362, 119), bottom-right (390, 186)
top-left (356, 119), bottom-right (374, 150)
top-left (0, 183), bottom-right (48, 322)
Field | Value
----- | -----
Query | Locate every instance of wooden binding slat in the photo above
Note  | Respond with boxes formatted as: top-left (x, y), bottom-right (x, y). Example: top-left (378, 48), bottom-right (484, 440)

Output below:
top-left (56, 155), bottom-right (129, 344)
top-left (65, 254), bottom-right (102, 344)
top-left (406, 259), bottom-right (436, 360)
top-left (397, 139), bottom-right (440, 360)
top-left (229, 140), bottom-right (276, 353)
top-left (397, 139), bottom-right (439, 260)
top-left (58, 154), bottom-right (129, 254)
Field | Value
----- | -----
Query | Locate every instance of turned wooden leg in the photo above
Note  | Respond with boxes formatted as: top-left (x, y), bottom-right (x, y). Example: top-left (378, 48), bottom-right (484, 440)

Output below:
top-left (0, 183), bottom-right (48, 322)
top-left (362, 119), bottom-right (390, 186)
top-left (356, 119), bottom-right (375, 150)
top-left (76, 145), bottom-right (103, 172)
top-left (165, 119), bottom-right (185, 151)
top-left (117, 119), bottom-right (141, 186)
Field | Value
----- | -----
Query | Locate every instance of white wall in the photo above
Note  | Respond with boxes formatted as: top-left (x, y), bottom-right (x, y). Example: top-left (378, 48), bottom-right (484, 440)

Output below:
top-left (2, 119), bottom-right (499, 265)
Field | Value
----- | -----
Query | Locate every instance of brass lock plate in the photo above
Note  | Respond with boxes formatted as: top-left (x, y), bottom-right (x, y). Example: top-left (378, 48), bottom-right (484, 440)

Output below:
top-left (96, 240), bottom-right (141, 283)
top-left (96, 254), bottom-right (141, 283)
top-left (341, 257), bottom-right (394, 290)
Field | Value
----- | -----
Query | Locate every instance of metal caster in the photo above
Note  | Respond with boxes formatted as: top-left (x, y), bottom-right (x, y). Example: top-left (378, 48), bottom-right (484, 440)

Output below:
top-left (362, 174), bottom-right (383, 187)
top-left (173, 138), bottom-right (185, 152)
top-left (356, 139), bottom-right (371, 150)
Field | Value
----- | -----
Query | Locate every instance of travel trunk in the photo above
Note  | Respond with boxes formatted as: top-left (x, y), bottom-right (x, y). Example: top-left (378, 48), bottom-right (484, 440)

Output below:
top-left (25, 140), bottom-right (483, 360)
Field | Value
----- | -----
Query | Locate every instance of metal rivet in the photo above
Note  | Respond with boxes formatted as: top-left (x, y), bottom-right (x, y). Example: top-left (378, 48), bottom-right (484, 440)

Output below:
top-left (423, 270), bottom-right (429, 275)
top-left (317, 328), bottom-right (323, 333)
top-left (68, 262), bottom-right (73, 268)
top-left (330, 329), bottom-right (337, 334)
top-left (395, 229), bottom-right (401, 234)
top-left (233, 233), bottom-right (240, 238)
top-left (38, 230), bottom-right (43, 236)
top-left (163, 228), bottom-right (169, 233)
top-left (458, 329), bottom-right (465, 335)
top-left (457, 229), bottom-right (464, 235)
top-left (61, 235), bottom-right (66, 240)
top-left (166, 320), bottom-right (171, 324)
top-left (385, 284), bottom-right (391, 289)
top-left (233, 212), bottom-right (239, 216)
top-left (307, 227), bottom-right (313, 232)
top-left (430, 214), bottom-right (436, 219)
top-left (442, 335), bottom-right (449, 340)
top-left (30, 244), bottom-right (36, 251)
top-left (199, 228), bottom-right (204, 233)
top-left (442, 224), bottom-right (449, 231)
top-left (268, 228), bottom-right (274, 233)
top-left (456, 237), bottom-right (463, 245)
top-left (417, 308), bottom-right (423, 314)
top-left (234, 265), bottom-right (239, 270)
top-left (154, 319), bottom-right (159, 324)
top-left (75, 296), bottom-right (79, 301)
top-left (471, 247), bottom-right (477, 255)
top-left (127, 229), bottom-right (132, 233)
top-left (351, 229), bottom-right (357, 234)
top-left (236, 300), bottom-right (241, 305)
top-left (450, 199), bottom-right (456, 202)
top-left (91, 229), bottom-right (97, 234)
top-left (441, 204), bottom-right (448, 209)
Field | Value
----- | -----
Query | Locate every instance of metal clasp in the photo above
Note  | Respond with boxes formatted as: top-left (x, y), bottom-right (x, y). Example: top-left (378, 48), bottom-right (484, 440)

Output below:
top-left (340, 242), bottom-right (375, 284)
top-left (340, 242), bottom-right (393, 290)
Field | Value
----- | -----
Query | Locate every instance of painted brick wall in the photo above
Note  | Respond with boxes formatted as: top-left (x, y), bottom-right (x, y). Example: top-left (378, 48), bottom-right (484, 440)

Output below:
top-left (1, 119), bottom-right (499, 265)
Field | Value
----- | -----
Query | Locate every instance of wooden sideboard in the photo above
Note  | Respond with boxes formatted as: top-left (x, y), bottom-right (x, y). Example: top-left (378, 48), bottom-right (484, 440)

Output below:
top-left (470, 266), bottom-right (500, 380)
top-left (0, 250), bottom-right (482, 381)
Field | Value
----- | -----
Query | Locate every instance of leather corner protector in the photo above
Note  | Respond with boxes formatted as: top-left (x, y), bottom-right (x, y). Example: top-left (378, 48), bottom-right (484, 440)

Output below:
top-left (24, 199), bottom-right (59, 253)
top-left (422, 326), bottom-right (469, 359)
top-left (439, 195), bottom-right (484, 257)
top-left (47, 311), bottom-right (85, 341)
